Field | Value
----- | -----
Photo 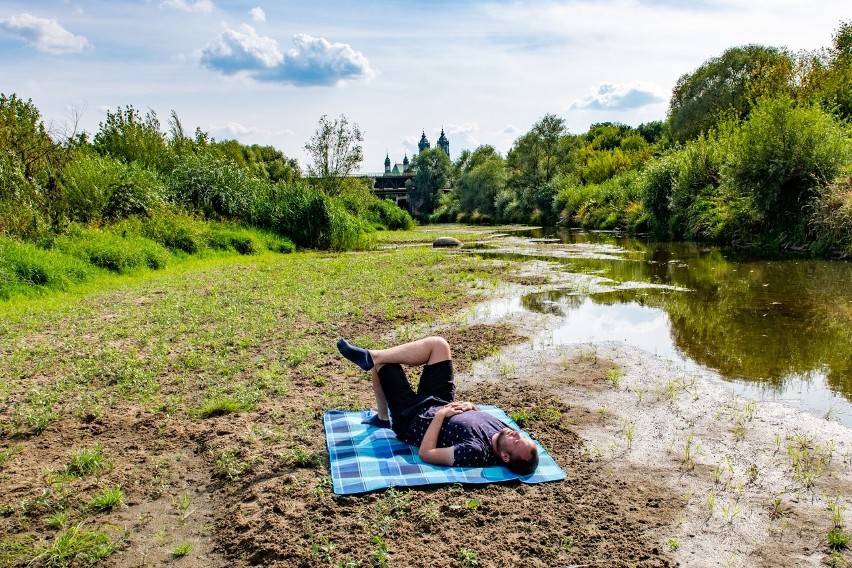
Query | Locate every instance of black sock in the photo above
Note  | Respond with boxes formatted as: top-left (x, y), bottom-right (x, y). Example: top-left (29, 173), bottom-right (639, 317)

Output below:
top-left (336, 338), bottom-right (374, 371)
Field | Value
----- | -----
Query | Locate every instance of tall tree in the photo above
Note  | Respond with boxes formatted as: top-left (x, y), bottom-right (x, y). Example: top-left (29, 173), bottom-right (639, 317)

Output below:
top-left (304, 114), bottom-right (363, 195)
top-left (408, 147), bottom-right (452, 217)
top-left (668, 45), bottom-right (793, 142)
top-left (0, 93), bottom-right (58, 179)
top-left (454, 145), bottom-right (504, 217)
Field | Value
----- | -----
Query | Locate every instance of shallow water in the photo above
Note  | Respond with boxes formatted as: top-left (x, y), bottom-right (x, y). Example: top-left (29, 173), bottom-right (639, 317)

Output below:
top-left (474, 229), bottom-right (852, 426)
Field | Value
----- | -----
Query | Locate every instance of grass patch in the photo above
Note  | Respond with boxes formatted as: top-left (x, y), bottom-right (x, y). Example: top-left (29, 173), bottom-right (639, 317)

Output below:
top-left (89, 485), bottom-right (123, 512)
top-left (30, 524), bottom-right (114, 566)
top-left (65, 444), bottom-right (108, 478)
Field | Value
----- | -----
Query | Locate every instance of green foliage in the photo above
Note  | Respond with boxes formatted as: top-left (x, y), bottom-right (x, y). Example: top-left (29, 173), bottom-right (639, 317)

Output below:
top-left (409, 147), bottom-right (453, 217)
top-left (454, 146), bottom-right (505, 220)
top-left (55, 225), bottom-right (169, 273)
top-left (0, 153), bottom-right (46, 240)
top-left (668, 44), bottom-right (793, 142)
top-left (640, 153), bottom-right (680, 236)
top-left (252, 182), bottom-right (372, 250)
top-left (810, 174), bottom-right (852, 256)
top-left (31, 524), bottom-right (114, 566)
top-left (168, 153), bottom-right (259, 220)
top-left (304, 114), bottom-right (363, 194)
top-left (0, 93), bottom-right (58, 179)
top-left (66, 444), bottom-right (108, 478)
top-left (555, 171), bottom-right (647, 231)
top-left (93, 105), bottom-right (169, 170)
top-left (89, 485), bottom-right (123, 512)
top-left (0, 237), bottom-right (95, 299)
top-left (719, 96), bottom-right (850, 238)
top-left (137, 208), bottom-right (206, 253)
top-left (205, 224), bottom-right (264, 255)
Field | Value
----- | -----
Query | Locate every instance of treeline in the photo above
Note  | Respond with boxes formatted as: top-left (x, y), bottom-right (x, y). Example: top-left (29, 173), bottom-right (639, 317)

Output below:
top-left (423, 22), bottom-right (852, 256)
top-left (0, 99), bottom-right (412, 298)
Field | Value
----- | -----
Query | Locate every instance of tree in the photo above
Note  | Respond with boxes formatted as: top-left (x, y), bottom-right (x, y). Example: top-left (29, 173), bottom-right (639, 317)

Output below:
top-left (408, 147), bottom-right (452, 217)
top-left (93, 106), bottom-right (169, 171)
top-left (668, 45), bottom-right (793, 142)
top-left (304, 114), bottom-right (363, 194)
top-left (0, 93), bottom-right (58, 179)
top-left (454, 145), bottom-right (504, 218)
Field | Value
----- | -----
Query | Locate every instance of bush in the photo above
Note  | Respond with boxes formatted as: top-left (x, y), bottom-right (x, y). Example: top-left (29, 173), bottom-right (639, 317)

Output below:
top-left (252, 183), bottom-right (372, 250)
top-left (721, 96), bottom-right (851, 236)
top-left (104, 163), bottom-right (166, 220)
top-left (60, 151), bottom-right (124, 224)
top-left (205, 224), bottom-right (263, 255)
top-left (810, 174), bottom-right (852, 256)
top-left (0, 155), bottom-right (46, 240)
top-left (168, 153), bottom-right (260, 220)
top-left (367, 198), bottom-right (414, 230)
top-left (56, 225), bottom-right (169, 273)
top-left (639, 154), bottom-right (680, 236)
top-left (139, 208), bottom-right (206, 254)
top-left (0, 238), bottom-right (95, 299)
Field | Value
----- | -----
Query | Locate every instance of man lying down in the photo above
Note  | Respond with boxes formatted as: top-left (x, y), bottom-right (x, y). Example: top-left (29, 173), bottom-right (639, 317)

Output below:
top-left (336, 336), bottom-right (539, 475)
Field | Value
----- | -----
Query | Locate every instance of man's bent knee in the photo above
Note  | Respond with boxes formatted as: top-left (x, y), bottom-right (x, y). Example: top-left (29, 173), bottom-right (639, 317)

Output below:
top-left (427, 336), bottom-right (451, 364)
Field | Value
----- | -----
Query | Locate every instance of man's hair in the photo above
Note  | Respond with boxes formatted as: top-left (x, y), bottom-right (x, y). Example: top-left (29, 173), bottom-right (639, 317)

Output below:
top-left (505, 444), bottom-right (539, 475)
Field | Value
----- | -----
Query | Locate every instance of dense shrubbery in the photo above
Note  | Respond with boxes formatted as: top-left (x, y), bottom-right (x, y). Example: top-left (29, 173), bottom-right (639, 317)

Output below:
top-left (426, 22), bottom-right (852, 256)
top-left (0, 93), bottom-right (413, 298)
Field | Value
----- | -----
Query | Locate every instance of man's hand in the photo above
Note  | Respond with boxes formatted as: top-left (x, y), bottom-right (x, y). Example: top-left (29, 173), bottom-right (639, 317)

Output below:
top-left (438, 401), bottom-right (477, 416)
top-left (418, 401), bottom-right (476, 466)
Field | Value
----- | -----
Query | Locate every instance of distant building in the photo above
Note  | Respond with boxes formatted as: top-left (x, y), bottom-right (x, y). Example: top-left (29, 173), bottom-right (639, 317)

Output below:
top-left (373, 128), bottom-right (450, 210)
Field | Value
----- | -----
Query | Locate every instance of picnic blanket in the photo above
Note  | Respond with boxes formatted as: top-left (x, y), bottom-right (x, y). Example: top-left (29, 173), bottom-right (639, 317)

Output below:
top-left (324, 405), bottom-right (567, 495)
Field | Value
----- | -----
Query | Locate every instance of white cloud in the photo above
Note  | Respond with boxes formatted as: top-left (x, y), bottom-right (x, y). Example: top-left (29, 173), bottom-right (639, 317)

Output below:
top-left (210, 121), bottom-right (293, 140)
top-left (0, 13), bottom-right (89, 54)
top-left (499, 124), bottom-right (520, 135)
top-left (444, 122), bottom-right (478, 135)
top-left (249, 7), bottom-right (266, 23)
top-left (200, 26), bottom-right (375, 86)
top-left (569, 82), bottom-right (666, 111)
top-left (161, 0), bottom-right (214, 14)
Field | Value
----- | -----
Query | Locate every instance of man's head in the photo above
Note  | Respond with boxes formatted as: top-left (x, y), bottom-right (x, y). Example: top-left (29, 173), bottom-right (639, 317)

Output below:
top-left (493, 427), bottom-right (539, 475)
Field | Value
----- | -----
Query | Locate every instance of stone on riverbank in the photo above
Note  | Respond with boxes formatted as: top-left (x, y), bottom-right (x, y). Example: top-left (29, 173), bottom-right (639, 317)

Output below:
top-left (433, 236), bottom-right (462, 248)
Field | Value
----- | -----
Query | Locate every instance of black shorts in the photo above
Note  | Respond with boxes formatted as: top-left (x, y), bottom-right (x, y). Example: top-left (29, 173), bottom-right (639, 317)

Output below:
top-left (378, 360), bottom-right (455, 437)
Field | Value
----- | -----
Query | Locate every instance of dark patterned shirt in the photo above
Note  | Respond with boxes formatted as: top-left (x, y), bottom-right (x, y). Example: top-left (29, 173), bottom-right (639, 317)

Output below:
top-left (400, 406), bottom-right (504, 467)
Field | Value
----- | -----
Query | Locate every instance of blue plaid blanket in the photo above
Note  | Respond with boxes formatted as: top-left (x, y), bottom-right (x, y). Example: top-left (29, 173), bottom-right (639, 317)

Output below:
top-left (323, 405), bottom-right (567, 495)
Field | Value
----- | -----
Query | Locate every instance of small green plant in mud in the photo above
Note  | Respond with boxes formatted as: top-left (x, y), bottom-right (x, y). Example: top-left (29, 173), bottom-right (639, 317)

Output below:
top-left (598, 406), bottom-right (609, 419)
top-left (194, 394), bottom-right (255, 418)
top-left (0, 445), bottom-right (21, 468)
top-left (369, 535), bottom-right (389, 568)
top-left (172, 493), bottom-right (192, 512)
top-left (13, 388), bottom-right (60, 435)
top-left (768, 496), bottom-right (791, 520)
top-left (635, 387), bottom-right (647, 403)
top-left (667, 538), bottom-right (680, 551)
top-left (828, 528), bottom-right (851, 551)
top-left (30, 523), bottom-right (114, 566)
top-left (45, 510), bottom-right (69, 529)
top-left (464, 499), bottom-right (481, 510)
top-left (621, 420), bottom-right (636, 449)
top-left (172, 541), bottom-right (193, 558)
top-left (90, 485), bottom-right (123, 512)
top-left (458, 547), bottom-right (480, 567)
top-left (212, 449), bottom-right (254, 482)
top-left (65, 443), bottom-right (109, 478)
top-left (827, 494), bottom-right (846, 528)
top-left (418, 500), bottom-right (441, 523)
top-left (283, 447), bottom-right (322, 468)
top-left (706, 491), bottom-right (717, 518)
top-left (680, 434), bottom-right (700, 470)
top-left (606, 368), bottom-right (623, 389)
top-left (509, 405), bottom-right (562, 428)
top-left (721, 501), bottom-right (742, 523)
top-left (787, 433), bottom-right (831, 489)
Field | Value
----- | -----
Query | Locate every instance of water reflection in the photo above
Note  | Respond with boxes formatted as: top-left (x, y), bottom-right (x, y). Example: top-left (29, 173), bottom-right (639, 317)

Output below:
top-left (477, 228), bottom-right (852, 423)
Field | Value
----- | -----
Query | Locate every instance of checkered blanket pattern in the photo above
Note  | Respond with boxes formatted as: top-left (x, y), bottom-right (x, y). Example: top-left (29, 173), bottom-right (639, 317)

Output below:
top-left (323, 405), bottom-right (567, 495)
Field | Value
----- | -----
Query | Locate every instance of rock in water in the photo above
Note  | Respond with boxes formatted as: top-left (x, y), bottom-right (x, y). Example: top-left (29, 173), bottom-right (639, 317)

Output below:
top-left (433, 237), bottom-right (462, 248)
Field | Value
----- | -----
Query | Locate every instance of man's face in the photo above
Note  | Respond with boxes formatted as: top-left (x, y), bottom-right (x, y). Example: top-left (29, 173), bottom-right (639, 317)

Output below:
top-left (496, 427), bottom-right (535, 462)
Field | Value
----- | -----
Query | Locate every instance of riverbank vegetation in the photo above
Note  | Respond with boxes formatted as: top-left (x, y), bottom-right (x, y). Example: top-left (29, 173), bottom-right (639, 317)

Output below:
top-left (0, 100), bottom-right (413, 300)
top-left (427, 22), bottom-right (852, 257)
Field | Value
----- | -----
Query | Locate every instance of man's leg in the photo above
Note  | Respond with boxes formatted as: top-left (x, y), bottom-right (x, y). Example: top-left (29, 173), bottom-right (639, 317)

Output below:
top-left (369, 367), bottom-right (390, 423)
top-left (337, 336), bottom-right (451, 371)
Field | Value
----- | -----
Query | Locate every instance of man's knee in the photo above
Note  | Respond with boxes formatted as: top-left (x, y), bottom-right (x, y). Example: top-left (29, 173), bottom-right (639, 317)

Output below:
top-left (427, 336), bottom-right (451, 363)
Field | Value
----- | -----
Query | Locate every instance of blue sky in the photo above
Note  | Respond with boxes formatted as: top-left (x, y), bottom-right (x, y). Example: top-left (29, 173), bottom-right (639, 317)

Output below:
top-left (1, 0), bottom-right (848, 173)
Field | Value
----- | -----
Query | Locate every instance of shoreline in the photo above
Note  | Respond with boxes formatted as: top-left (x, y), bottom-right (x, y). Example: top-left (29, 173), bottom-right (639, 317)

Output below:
top-left (449, 264), bottom-right (852, 567)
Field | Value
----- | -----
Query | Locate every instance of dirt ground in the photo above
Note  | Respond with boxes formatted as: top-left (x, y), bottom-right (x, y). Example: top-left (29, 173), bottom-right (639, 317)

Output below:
top-left (2, 245), bottom-right (850, 567)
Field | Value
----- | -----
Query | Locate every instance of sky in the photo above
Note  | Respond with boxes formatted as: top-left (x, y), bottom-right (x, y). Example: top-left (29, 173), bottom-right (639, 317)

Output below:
top-left (1, 0), bottom-right (848, 174)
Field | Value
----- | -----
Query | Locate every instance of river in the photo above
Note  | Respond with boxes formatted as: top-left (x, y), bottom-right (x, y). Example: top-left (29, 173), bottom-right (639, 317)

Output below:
top-left (469, 228), bottom-right (852, 427)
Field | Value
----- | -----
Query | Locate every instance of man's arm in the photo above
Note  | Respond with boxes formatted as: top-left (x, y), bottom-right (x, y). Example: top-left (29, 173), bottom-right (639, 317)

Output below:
top-left (417, 402), bottom-right (476, 466)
